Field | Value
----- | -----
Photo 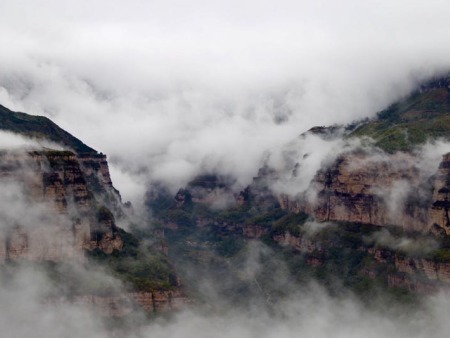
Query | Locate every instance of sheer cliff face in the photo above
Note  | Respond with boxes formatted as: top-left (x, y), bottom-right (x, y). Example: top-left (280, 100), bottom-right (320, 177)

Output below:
top-left (431, 153), bottom-right (450, 234)
top-left (0, 150), bottom-right (123, 262)
top-left (276, 151), bottom-right (450, 235)
top-left (308, 152), bottom-right (427, 230)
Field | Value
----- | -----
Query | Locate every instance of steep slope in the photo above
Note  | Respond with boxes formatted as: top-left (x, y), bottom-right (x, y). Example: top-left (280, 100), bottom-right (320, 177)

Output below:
top-left (431, 153), bottom-right (450, 233)
top-left (304, 151), bottom-right (434, 231)
top-left (0, 104), bottom-right (96, 153)
top-left (350, 75), bottom-right (450, 152)
top-left (0, 105), bottom-right (186, 315)
top-left (146, 75), bottom-right (450, 304)
top-left (0, 150), bottom-right (123, 262)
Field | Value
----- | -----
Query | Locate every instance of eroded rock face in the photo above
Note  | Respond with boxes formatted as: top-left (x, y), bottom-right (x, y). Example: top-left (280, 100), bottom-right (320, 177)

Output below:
top-left (273, 231), bottom-right (322, 254)
top-left (68, 290), bottom-right (189, 317)
top-left (310, 152), bottom-right (428, 230)
top-left (0, 150), bottom-right (123, 262)
top-left (394, 256), bottom-right (450, 283)
top-left (275, 151), bottom-right (450, 235)
top-left (271, 230), bottom-right (450, 294)
top-left (431, 153), bottom-right (450, 235)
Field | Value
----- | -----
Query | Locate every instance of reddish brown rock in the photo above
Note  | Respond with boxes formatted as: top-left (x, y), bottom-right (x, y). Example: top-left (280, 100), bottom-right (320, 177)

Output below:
top-left (309, 152), bottom-right (425, 230)
top-left (0, 150), bottom-right (123, 262)
top-left (68, 289), bottom-right (189, 317)
top-left (430, 153), bottom-right (450, 235)
top-left (242, 224), bottom-right (269, 238)
top-left (275, 152), bottom-right (450, 235)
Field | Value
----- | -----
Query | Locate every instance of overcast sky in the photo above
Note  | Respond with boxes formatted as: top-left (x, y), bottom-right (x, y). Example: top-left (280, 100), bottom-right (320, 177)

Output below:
top-left (1, 0), bottom-right (450, 202)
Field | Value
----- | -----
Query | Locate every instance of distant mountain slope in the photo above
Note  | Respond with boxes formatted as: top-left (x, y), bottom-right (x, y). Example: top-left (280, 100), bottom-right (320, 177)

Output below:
top-left (0, 104), bottom-right (96, 153)
top-left (0, 104), bottom-right (184, 314)
top-left (143, 75), bottom-right (450, 306)
top-left (350, 75), bottom-right (450, 152)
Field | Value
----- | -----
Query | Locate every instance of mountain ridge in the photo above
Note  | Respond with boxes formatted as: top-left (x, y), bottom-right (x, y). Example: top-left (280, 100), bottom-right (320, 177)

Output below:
top-left (349, 75), bottom-right (450, 152)
top-left (0, 106), bottom-right (186, 316)
top-left (0, 104), bottom-right (97, 154)
top-left (145, 75), bottom-right (450, 306)
top-left (0, 74), bottom-right (449, 317)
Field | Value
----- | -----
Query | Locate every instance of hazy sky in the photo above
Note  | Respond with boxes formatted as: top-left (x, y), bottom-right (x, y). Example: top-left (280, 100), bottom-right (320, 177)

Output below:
top-left (1, 0), bottom-right (450, 202)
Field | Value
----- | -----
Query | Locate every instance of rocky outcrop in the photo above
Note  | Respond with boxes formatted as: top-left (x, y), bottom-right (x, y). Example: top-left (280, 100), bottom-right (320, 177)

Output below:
top-left (0, 150), bottom-right (123, 262)
top-left (274, 151), bottom-right (450, 235)
top-left (372, 249), bottom-right (450, 293)
top-left (431, 153), bottom-right (450, 235)
top-left (273, 231), bottom-right (322, 253)
top-left (272, 229), bottom-right (450, 294)
top-left (386, 274), bottom-right (441, 294)
top-left (70, 290), bottom-right (188, 317)
top-left (394, 256), bottom-right (450, 283)
top-left (309, 152), bottom-right (427, 230)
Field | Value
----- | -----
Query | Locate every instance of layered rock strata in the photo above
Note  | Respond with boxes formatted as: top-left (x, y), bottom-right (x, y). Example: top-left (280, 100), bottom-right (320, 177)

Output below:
top-left (0, 150), bottom-right (123, 262)
top-left (277, 151), bottom-right (450, 234)
top-left (431, 153), bottom-right (450, 234)
top-left (309, 152), bottom-right (426, 230)
top-left (69, 290), bottom-right (189, 317)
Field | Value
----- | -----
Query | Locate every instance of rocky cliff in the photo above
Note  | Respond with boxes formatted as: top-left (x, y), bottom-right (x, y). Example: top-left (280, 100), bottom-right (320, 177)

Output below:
top-left (0, 150), bottom-right (123, 262)
top-left (148, 147), bottom-right (450, 298)
top-left (272, 150), bottom-right (449, 236)
top-left (296, 151), bottom-right (435, 230)
top-left (0, 104), bottom-right (189, 317)
top-left (431, 153), bottom-right (450, 234)
top-left (69, 290), bottom-right (189, 317)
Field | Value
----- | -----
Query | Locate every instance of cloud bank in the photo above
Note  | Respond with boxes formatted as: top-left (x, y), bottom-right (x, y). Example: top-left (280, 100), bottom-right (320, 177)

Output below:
top-left (0, 130), bottom-right (65, 151)
top-left (1, 3), bottom-right (450, 336)
top-left (1, 0), bottom-right (450, 202)
top-left (2, 262), bottom-right (450, 338)
top-left (0, 150), bottom-right (447, 337)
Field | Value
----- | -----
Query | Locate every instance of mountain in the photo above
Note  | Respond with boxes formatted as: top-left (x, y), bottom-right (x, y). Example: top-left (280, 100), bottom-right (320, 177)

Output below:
top-left (1, 74), bottom-right (449, 319)
top-left (0, 104), bottom-right (96, 153)
top-left (349, 75), bottom-right (450, 152)
top-left (0, 107), bottom-right (187, 317)
top-left (146, 75), bottom-right (450, 306)
top-left (0, 150), bottom-right (122, 261)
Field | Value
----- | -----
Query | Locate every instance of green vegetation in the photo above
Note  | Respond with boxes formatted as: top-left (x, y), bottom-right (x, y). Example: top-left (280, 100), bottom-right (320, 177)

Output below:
top-left (350, 87), bottom-right (450, 153)
top-left (216, 236), bottom-right (246, 257)
top-left (431, 248), bottom-right (450, 263)
top-left (264, 223), bottom-right (419, 305)
top-left (245, 208), bottom-right (288, 226)
top-left (86, 229), bottom-right (178, 292)
top-left (97, 205), bottom-right (114, 222)
top-left (215, 206), bottom-right (252, 224)
top-left (149, 182), bottom-right (421, 307)
top-left (0, 104), bottom-right (96, 153)
top-left (429, 235), bottom-right (450, 263)
top-left (271, 212), bottom-right (309, 236)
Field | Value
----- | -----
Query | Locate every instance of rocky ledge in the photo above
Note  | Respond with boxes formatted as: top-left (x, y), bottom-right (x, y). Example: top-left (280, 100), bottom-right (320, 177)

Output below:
top-left (0, 150), bottom-right (123, 262)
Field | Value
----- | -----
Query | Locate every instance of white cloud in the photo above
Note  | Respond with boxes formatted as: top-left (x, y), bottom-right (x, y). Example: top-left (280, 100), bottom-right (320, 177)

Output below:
top-left (0, 1), bottom-right (449, 202)
top-left (2, 262), bottom-right (450, 338)
top-left (0, 131), bottom-right (64, 150)
top-left (0, 3), bottom-right (450, 334)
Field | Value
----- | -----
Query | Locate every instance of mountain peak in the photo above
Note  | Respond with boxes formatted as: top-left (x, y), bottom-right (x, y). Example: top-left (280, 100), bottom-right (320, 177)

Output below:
top-left (0, 104), bottom-right (97, 154)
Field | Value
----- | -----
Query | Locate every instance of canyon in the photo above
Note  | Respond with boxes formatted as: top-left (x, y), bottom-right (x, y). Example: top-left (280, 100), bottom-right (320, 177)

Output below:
top-left (0, 76), bottom-right (450, 318)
